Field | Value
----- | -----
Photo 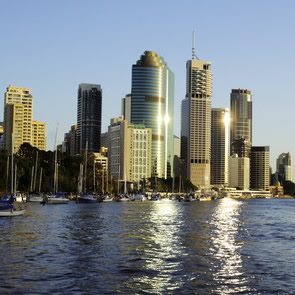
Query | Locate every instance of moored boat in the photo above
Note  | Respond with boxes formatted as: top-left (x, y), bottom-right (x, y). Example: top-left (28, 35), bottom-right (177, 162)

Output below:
top-left (102, 195), bottom-right (114, 202)
top-left (77, 193), bottom-right (97, 203)
top-left (28, 192), bottom-right (44, 202)
top-left (47, 193), bottom-right (70, 204)
top-left (0, 194), bottom-right (25, 217)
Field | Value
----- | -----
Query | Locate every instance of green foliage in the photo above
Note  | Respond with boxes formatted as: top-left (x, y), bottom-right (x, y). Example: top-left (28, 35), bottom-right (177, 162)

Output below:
top-left (0, 143), bottom-right (85, 193)
top-left (283, 180), bottom-right (295, 196)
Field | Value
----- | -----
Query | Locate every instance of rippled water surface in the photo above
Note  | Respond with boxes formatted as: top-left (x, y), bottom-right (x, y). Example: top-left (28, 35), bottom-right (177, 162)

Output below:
top-left (1, 198), bottom-right (295, 294)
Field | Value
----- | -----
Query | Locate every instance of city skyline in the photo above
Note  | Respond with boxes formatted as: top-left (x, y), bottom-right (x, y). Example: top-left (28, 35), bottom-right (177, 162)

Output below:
top-left (1, 0), bottom-right (295, 178)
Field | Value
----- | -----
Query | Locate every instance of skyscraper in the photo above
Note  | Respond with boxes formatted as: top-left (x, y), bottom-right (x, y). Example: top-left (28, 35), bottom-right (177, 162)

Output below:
top-left (250, 146), bottom-right (270, 190)
top-left (230, 89), bottom-right (252, 157)
top-left (276, 152), bottom-right (292, 183)
top-left (77, 83), bottom-right (102, 154)
top-left (181, 40), bottom-right (212, 188)
top-left (211, 108), bottom-right (229, 186)
top-left (130, 51), bottom-right (174, 179)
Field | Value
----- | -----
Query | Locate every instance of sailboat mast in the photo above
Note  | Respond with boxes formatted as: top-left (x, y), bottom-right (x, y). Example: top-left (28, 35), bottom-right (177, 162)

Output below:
top-left (93, 161), bottom-right (96, 193)
top-left (33, 151), bottom-right (38, 191)
top-left (30, 166), bottom-right (34, 192)
top-left (84, 141), bottom-right (88, 193)
top-left (117, 164), bottom-right (120, 194)
top-left (11, 133), bottom-right (14, 194)
top-left (39, 168), bottom-right (43, 192)
top-left (14, 163), bottom-right (17, 194)
top-left (53, 124), bottom-right (59, 193)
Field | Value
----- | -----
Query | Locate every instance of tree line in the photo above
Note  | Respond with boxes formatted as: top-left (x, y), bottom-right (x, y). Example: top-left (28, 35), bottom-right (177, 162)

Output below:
top-left (0, 143), bottom-right (196, 194)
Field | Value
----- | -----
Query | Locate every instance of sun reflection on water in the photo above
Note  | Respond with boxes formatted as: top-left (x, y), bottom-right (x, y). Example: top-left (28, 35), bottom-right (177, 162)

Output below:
top-left (209, 198), bottom-right (251, 293)
top-left (134, 201), bottom-right (186, 293)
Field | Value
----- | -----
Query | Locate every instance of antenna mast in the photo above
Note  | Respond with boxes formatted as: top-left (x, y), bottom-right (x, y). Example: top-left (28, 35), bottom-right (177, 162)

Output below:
top-left (192, 31), bottom-right (199, 60)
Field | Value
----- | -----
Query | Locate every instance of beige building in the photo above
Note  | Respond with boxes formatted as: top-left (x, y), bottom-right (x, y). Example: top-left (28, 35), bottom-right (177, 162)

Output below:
top-left (2, 86), bottom-right (46, 152)
top-left (181, 57), bottom-right (212, 188)
top-left (108, 117), bottom-right (152, 182)
top-left (32, 120), bottom-right (46, 151)
top-left (229, 154), bottom-right (250, 190)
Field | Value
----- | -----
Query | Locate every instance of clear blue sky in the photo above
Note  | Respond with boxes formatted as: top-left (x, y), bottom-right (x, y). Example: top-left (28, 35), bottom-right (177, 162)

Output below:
top-left (1, 0), bottom-right (295, 179)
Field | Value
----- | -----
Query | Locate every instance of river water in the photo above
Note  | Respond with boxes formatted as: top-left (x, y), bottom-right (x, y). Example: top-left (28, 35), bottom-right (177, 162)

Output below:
top-left (0, 198), bottom-right (295, 294)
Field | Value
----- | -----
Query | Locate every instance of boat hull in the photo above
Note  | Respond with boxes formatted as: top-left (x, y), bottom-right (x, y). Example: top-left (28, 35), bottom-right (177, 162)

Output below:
top-left (0, 209), bottom-right (25, 217)
top-left (78, 197), bottom-right (97, 203)
top-left (47, 195), bottom-right (70, 204)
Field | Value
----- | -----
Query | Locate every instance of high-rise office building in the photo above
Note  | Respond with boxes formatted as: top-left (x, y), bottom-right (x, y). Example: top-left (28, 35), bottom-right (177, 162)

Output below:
top-left (230, 89), bottom-right (252, 157)
top-left (211, 108), bottom-right (229, 186)
top-left (276, 152), bottom-right (292, 183)
top-left (181, 41), bottom-right (212, 188)
top-left (108, 117), bottom-right (152, 182)
top-left (2, 86), bottom-right (46, 153)
top-left (76, 83), bottom-right (102, 154)
top-left (130, 51), bottom-right (174, 179)
top-left (250, 146), bottom-right (270, 190)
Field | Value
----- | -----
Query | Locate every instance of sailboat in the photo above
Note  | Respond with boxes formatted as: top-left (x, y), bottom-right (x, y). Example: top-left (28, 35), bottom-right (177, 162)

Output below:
top-left (0, 133), bottom-right (25, 216)
top-left (47, 124), bottom-right (70, 205)
top-left (77, 142), bottom-right (97, 203)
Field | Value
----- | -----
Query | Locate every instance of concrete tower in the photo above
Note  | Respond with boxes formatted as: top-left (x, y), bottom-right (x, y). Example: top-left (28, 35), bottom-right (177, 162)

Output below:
top-left (181, 35), bottom-right (212, 188)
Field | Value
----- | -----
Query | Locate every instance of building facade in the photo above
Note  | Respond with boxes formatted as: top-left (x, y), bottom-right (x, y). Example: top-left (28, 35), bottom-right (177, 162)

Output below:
top-left (181, 57), bottom-right (212, 188)
top-left (229, 154), bottom-right (250, 190)
top-left (32, 120), bottom-right (46, 151)
top-left (108, 117), bottom-right (152, 182)
top-left (211, 108), bottom-right (229, 186)
top-left (2, 86), bottom-right (46, 153)
top-left (250, 146), bottom-right (270, 190)
top-left (130, 51), bottom-right (174, 179)
top-left (276, 152), bottom-right (292, 183)
top-left (230, 89), bottom-right (252, 157)
top-left (77, 83), bottom-right (102, 154)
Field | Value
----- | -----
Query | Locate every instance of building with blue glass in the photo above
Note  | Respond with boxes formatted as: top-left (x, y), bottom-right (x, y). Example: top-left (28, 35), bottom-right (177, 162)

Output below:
top-left (130, 51), bottom-right (174, 178)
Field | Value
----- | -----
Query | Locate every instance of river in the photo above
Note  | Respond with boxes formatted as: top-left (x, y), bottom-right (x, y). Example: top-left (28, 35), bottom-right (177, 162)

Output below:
top-left (0, 198), bottom-right (295, 294)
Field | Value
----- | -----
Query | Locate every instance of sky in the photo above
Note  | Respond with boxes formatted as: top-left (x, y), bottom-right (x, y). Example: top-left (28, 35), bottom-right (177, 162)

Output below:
top-left (1, 0), bottom-right (295, 179)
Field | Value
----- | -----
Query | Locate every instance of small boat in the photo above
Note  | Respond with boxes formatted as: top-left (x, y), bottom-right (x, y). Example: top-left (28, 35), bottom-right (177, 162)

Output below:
top-left (14, 192), bottom-right (27, 202)
top-left (199, 195), bottom-right (211, 201)
top-left (77, 193), bottom-right (97, 203)
top-left (150, 194), bottom-right (161, 201)
top-left (0, 195), bottom-right (25, 217)
top-left (28, 192), bottom-right (44, 202)
top-left (117, 194), bottom-right (129, 202)
top-left (133, 194), bottom-right (147, 201)
top-left (47, 193), bottom-right (70, 204)
top-left (102, 195), bottom-right (113, 202)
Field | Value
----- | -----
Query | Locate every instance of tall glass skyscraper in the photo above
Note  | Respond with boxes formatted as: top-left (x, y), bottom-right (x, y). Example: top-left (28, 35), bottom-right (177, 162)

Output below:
top-left (131, 51), bottom-right (174, 178)
top-left (230, 89), bottom-right (252, 157)
top-left (77, 83), bottom-right (102, 153)
top-left (211, 108), bottom-right (229, 186)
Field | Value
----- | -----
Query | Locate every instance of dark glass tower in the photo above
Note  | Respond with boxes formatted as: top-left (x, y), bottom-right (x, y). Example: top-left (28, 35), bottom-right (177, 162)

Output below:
top-left (230, 89), bottom-right (252, 157)
top-left (131, 51), bottom-right (174, 178)
top-left (77, 83), bottom-right (102, 153)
